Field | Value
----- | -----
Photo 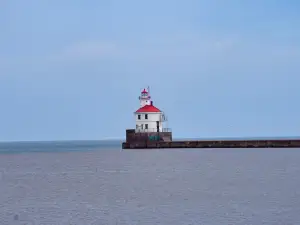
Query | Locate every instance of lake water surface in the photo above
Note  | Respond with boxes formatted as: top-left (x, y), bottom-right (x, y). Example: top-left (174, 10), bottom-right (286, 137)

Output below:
top-left (0, 141), bottom-right (299, 224)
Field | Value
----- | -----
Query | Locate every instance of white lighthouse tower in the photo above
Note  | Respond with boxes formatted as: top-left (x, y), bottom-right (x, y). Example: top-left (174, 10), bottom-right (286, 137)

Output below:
top-left (138, 87), bottom-right (151, 107)
top-left (134, 87), bottom-right (168, 133)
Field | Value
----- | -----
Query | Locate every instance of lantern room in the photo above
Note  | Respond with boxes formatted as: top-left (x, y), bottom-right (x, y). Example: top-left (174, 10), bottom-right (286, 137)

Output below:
top-left (138, 87), bottom-right (151, 107)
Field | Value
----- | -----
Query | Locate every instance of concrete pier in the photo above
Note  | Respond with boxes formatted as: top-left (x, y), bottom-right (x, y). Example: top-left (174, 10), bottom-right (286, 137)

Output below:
top-left (122, 138), bottom-right (300, 149)
top-left (122, 129), bottom-right (300, 149)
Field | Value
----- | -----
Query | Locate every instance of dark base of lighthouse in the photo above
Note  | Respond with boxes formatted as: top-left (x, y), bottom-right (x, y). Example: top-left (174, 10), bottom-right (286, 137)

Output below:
top-left (122, 130), bottom-right (300, 149)
top-left (123, 129), bottom-right (172, 148)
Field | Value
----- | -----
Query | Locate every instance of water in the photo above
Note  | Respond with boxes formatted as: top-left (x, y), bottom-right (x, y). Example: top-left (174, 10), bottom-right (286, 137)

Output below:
top-left (0, 140), bottom-right (122, 154)
top-left (0, 141), bottom-right (300, 224)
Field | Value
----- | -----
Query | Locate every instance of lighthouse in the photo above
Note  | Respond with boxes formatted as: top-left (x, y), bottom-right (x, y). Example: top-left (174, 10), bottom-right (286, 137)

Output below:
top-left (134, 87), bottom-right (168, 133)
top-left (122, 87), bottom-right (172, 148)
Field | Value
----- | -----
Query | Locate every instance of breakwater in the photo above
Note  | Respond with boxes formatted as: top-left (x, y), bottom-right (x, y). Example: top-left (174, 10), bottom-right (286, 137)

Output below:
top-left (122, 129), bottom-right (300, 149)
top-left (122, 139), bottom-right (300, 149)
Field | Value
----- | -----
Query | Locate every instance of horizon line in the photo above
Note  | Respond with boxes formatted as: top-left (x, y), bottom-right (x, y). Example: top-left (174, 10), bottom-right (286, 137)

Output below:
top-left (1, 135), bottom-right (300, 143)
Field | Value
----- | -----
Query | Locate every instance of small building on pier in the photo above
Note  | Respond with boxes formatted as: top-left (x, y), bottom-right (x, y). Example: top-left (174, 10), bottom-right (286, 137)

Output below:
top-left (135, 87), bottom-right (168, 133)
top-left (124, 87), bottom-right (172, 145)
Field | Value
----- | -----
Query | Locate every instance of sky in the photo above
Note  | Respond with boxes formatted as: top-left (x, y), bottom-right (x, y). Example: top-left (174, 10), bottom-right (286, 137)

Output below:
top-left (0, 0), bottom-right (300, 141)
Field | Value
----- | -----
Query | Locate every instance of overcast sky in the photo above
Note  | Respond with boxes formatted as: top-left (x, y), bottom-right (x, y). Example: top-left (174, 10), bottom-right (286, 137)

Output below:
top-left (0, 0), bottom-right (299, 141)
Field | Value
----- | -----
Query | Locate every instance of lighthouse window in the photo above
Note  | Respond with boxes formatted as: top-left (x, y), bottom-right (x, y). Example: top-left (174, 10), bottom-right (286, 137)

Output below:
top-left (145, 114), bottom-right (148, 119)
top-left (138, 114), bottom-right (141, 120)
top-left (145, 124), bottom-right (148, 129)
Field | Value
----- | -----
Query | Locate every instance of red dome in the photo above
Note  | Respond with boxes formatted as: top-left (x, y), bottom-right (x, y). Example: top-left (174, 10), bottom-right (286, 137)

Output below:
top-left (135, 104), bottom-right (161, 113)
top-left (141, 88), bottom-right (148, 94)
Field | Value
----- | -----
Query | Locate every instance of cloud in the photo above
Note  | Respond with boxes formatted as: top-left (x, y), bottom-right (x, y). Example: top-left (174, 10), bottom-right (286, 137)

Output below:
top-left (51, 40), bottom-right (121, 62)
top-left (47, 32), bottom-right (240, 64)
top-left (40, 32), bottom-right (300, 89)
top-left (5, 31), bottom-right (300, 77)
top-left (113, 33), bottom-right (241, 66)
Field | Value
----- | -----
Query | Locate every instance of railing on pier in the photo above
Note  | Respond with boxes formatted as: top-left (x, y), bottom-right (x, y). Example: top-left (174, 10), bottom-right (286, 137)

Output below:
top-left (135, 128), bottom-right (172, 133)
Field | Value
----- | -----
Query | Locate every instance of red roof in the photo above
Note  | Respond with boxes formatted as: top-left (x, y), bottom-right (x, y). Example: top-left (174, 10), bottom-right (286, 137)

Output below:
top-left (135, 104), bottom-right (161, 113)
top-left (141, 88), bottom-right (148, 94)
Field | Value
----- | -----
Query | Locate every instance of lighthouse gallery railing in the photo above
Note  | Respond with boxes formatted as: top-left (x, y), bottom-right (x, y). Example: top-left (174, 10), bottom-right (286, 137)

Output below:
top-left (135, 128), bottom-right (172, 133)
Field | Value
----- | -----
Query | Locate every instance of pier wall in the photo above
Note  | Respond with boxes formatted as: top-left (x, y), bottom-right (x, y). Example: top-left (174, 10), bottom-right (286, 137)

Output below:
top-left (125, 129), bottom-right (172, 144)
top-left (122, 139), bottom-right (300, 149)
